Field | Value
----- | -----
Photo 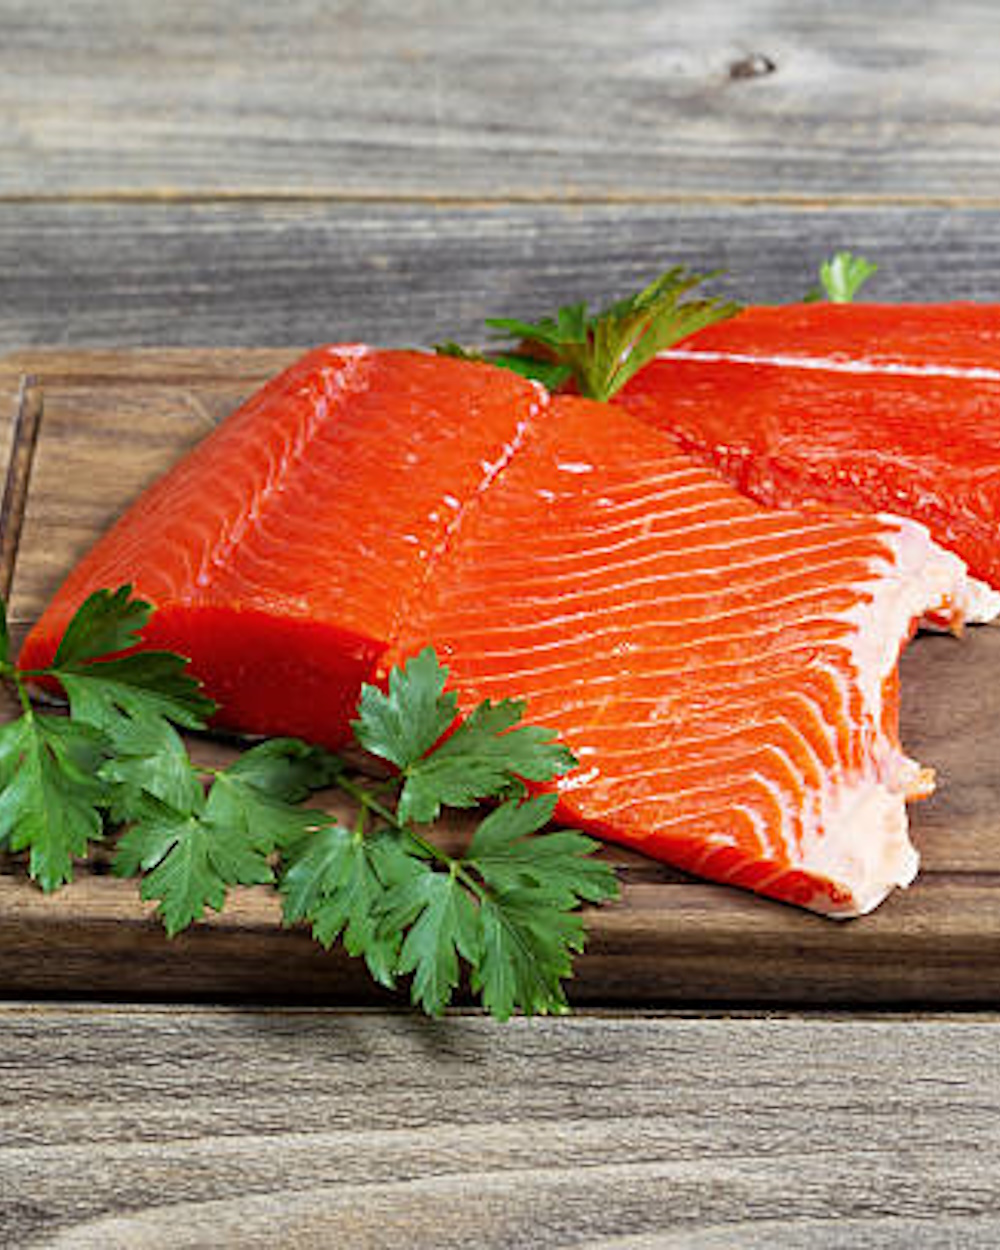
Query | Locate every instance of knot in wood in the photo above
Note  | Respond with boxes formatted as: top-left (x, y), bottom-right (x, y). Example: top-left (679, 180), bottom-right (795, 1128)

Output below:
top-left (728, 53), bottom-right (777, 80)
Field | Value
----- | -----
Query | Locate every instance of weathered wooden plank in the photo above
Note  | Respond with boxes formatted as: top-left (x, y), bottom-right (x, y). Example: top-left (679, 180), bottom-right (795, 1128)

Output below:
top-left (0, 348), bottom-right (298, 388)
top-left (5, 202), bottom-right (1000, 354)
top-left (7, 870), bottom-right (1000, 1008)
top-left (3, 1), bottom-right (1000, 199)
top-left (0, 379), bottom-right (22, 578)
top-left (1, 1005), bottom-right (999, 1246)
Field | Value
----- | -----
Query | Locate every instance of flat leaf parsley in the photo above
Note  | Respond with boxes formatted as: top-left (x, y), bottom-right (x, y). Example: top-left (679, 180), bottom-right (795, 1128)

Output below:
top-left (0, 587), bottom-right (617, 1017)
top-left (483, 267), bottom-right (741, 402)
top-left (805, 251), bottom-right (878, 303)
top-left (437, 266), bottom-right (741, 401)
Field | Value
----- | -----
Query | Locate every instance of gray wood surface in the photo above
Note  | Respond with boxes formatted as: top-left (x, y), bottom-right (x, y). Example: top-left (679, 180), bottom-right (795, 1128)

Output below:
top-left (3, 0), bottom-right (1000, 200)
top-left (5, 3), bottom-right (1000, 1244)
top-left (3, 202), bottom-right (1000, 351)
top-left (2, 1005), bottom-right (1000, 1248)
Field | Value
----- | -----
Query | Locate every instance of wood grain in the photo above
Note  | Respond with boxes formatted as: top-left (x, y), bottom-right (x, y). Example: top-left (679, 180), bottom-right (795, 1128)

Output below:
top-left (3, 1), bottom-right (1000, 199)
top-left (2, 1005), bottom-right (1000, 1247)
top-left (0, 378), bottom-right (43, 599)
top-left (4, 348), bottom-right (1000, 1008)
top-left (3, 8), bottom-right (1000, 1241)
top-left (6, 202), bottom-right (1000, 354)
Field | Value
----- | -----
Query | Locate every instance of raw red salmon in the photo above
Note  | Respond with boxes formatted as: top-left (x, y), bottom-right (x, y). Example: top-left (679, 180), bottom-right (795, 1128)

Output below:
top-left (20, 350), bottom-right (977, 914)
top-left (19, 347), bottom-right (544, 745)
top-left (616, 303), bottom-right (1000, 610)
top-left (383, 392), bottom-right (970, 915)
top-left (679, 302), bottom-right (1000, 370)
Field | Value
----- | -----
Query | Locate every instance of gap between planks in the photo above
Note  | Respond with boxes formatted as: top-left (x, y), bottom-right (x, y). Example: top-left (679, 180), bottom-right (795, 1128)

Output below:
top-left (8, 191), bottom-right (1000, 209)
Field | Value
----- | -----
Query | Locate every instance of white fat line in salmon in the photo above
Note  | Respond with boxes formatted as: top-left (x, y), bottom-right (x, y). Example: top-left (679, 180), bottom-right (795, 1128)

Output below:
top-left (441, 530), bottom-right (893, 607)
top-left (660, 348), bottom-right (1000, 382)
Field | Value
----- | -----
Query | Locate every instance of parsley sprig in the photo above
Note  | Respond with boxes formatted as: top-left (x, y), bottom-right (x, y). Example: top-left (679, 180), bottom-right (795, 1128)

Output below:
top-left (0, 587), bottom-right (214, 890)
top-left (472, 267), bottom-right (740, 400)
top-left (805, 251), bottom-right (878, 303)
top-left (439, 267), bottom-right (741, 401)
top-left (0, 587), bottom-right (616, 1017)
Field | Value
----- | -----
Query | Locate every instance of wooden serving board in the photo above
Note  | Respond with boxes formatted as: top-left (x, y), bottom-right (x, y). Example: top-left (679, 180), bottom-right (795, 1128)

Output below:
top-left (3, 348), bottom-right (1000, 1008)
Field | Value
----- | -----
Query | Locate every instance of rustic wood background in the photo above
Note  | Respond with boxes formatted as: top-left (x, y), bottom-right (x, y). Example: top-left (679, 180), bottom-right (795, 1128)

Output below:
top-left (4, 2), bottom-right (1000, 1245)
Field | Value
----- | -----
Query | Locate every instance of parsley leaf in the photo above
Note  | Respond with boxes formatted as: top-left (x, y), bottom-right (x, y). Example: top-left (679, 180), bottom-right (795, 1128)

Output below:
top-left (203, 763), bottom-right (323, 851)
top-left (489, 353), bottom-right (573, 391)
top-left (57, 649), bottom-right (215, 739)
top-left (353, 646), bottom-right (457, 771)
top-left (432, 341), bottom-right (485, 363)
top-left (279, 822), bottom-right (405, 987)
top-left (0, 711), bottom-right (107, 890)
top-left (354, 649), bottom-right (577, 824)
top-left (51, 584), bottom-right (152, 666)
top-left (99, 718), bottom-right (204, 817)
top-left (121, 807), bottom-right (278, 937)
top-left (464, 795), bottom-right (618, 1019)
top-left (114, 740), bottom-right (334, 936)
top-left (805, 251), bottom-right (878, 303)
top-left (224, 737), bottom-right (344, 803)
top-left (466, 794), bottom-right (615, 907)
top-left (434, 339), bottom-right (574, 390)
top-left (114, 786), bottom-right (264, 937)
top-left (474, 891), bottom-right (582, 1020)
top-left (25, 587), bottom-right (215, 752)
top-left (398, 698), bottom-right (576, 825)
top-left (381, 862), bottom-right (482, 1017)
top-left (485, 268), bottom-right (741, 401)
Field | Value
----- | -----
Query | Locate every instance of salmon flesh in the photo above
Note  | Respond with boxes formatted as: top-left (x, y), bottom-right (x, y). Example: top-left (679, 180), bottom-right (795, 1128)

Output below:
top-left (617, 303), bottom-right (1000, 617)
top-left (19, 348), bottom-right (979, 915)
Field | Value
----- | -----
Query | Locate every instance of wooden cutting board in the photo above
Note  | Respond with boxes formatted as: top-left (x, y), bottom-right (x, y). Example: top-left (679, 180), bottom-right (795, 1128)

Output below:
top-left (3, 348), bottom-right (1000, 1008)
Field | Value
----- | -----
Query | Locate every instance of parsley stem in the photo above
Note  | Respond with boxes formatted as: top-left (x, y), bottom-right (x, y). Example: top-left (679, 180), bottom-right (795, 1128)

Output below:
top-left (333, 771), bottom-right (486, 896)
top-left (333, 773), bottom-right (399, 828)
top-left (10, 671), bottom-right (33, 718)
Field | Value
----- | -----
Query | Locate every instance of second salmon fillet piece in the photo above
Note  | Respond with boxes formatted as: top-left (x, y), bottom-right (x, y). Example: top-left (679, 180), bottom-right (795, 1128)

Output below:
top-left (617, 303), bottom-right (1000, 613)
top-left (20, 350), bottom-right (975, 915)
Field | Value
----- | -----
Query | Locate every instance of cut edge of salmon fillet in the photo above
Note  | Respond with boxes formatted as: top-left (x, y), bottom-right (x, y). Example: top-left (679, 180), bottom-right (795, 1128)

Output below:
top-left (793, 514), bottom-right (962, 917)
top-left (590, 509), bottom-right (974, 918)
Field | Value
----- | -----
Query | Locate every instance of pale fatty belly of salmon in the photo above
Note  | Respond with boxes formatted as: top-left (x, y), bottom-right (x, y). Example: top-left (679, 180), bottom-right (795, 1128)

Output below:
top-left (19, 349), bottom-right (978, 916)
top-left (616, 303), bottom-right (1000, 617)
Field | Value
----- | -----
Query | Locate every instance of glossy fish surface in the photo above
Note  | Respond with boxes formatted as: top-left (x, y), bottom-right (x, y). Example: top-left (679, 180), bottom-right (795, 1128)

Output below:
top-left (385, 393), bottom-right (970, 916)
top-left (19, 347), bottom-right (544, 745)
top-left (20, 350), bottom-right (975, 914)
top-left (618, 304), bottom-right (1000, 604)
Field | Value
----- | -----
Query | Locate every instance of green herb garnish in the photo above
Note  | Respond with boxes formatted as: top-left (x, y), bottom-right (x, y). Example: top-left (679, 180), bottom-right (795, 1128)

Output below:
top-left (439, 267), bottom-right (741, 401)
top-left (805, 251), bottom-right (878, 303)
top-left (282, 646), bottom-right (615, 1017)
top-left (0, 587), bottom-right (616, 1017)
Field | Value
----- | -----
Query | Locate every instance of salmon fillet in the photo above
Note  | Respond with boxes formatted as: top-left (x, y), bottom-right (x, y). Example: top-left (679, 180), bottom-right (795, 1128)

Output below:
top-left (383, 393), bottom-right (969, 915)
top-left (19, 350), bottom-right (975, 914)
top-left (19, 346), bottom-right (543, 746)
top-left (616, 304), bottom-right (1000, 615)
